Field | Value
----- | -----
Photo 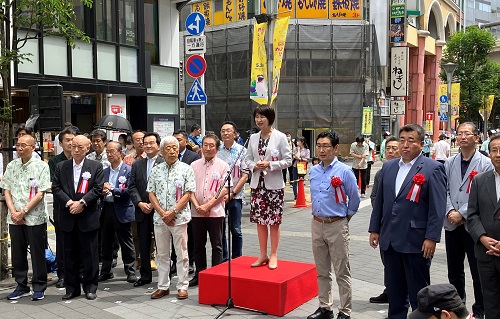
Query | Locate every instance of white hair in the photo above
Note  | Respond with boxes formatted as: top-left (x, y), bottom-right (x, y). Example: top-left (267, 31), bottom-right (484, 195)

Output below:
top-left (160, 136), bottom-right (179, 151)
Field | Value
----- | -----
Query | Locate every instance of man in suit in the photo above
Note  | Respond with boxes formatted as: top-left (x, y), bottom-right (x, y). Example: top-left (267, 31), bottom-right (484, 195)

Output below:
top-left (52, 135), bottom-right (104, 300)
top-left (369, 124), bottom-right (447, 319)
top-left (98, 141), bottom-right (137, 283)
top-left (467, 133), bottom-right (500, 319)
top-left (171, 130), bottom-right (200, 276)
top-left (129, 132), bottom-right (164, 287)
top-left (444, 122), bottom-right (491, 319)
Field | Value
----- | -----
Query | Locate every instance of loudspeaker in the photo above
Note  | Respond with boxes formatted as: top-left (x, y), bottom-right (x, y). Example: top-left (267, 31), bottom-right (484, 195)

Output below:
top-left (29, 84), bottom-right (64, 131)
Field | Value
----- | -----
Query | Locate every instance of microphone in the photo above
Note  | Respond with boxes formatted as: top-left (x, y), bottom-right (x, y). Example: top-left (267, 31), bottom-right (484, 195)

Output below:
top-left (246, 127), bottom-right (260, 135)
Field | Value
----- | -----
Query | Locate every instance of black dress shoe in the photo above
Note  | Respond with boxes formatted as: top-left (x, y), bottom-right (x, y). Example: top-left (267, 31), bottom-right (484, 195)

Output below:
top-left (188, 276), bottom-right (198, 287)
top-left (189, 265), bottom-right (195, 275)
top-left (56, 278), bottom-right (65, 288)
top-left (126, 274), bottom-right (137, 283)
top-left (85, 293), bottom-right (97, 300)
top-left (369, 292), bottom-right (388, 303)
top-left (111, 258), bottom-right (118, 268)
top-left (98, 273), bottom-right (114, 282)
top-left (133, 278), bottom-right (152, 287)
top-left (336, 312), bottom-right (350, 319)
top-left (307, 307), bottom-right (333, 319)
top-left (62, 292), bottom-right (81, 300)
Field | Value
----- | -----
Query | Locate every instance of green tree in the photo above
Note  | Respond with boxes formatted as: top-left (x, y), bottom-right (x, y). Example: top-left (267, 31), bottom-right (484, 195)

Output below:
top-left (441, 26), bottom-right (498, 125)
top-left (0, 0), bottom-right (91, 281)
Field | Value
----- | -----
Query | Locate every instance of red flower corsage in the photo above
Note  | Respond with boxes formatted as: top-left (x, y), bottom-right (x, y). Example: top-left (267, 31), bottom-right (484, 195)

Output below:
top-left (466, 170), bottom-right (479, 194)
top-left (406, 174), bottom-right (426, 203)
top-left (330, 176), bottom-right (346, 203)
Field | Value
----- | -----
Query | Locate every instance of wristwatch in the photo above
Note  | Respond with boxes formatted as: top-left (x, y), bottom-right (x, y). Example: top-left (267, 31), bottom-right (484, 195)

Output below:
top-left (23, 207), bottom-right (28, 213)
top-left (231, 191), bottom-right (236, 198)
top-left (79, 199), bottom-right (86, 206)
top-left (172, 207), bottom-right (179, 214)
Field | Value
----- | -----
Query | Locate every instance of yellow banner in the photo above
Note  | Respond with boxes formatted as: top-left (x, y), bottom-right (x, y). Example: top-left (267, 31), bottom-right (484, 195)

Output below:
top-left (296, 0), bottom-right (328, 18)
top-left (330, 0), bottom-right (362, 19)
top-left (192, 1), bottom-right (212, 26)
top-left (479, 95), bottom-right (495, 121)
top-left (426, 120), bottom-right (433, 134)
top-left (224, 0), bottom-right (235, 23)
top-left (250, 21), bottom-right (268, 105)
top-left (271, 16), bottom-right (289, 105)
top-left (362, 107), bottom-right (373, 135)
top-left (236, 0), bottom-right (247, 21)
top-left (451, 83), bottom-right (460, 121)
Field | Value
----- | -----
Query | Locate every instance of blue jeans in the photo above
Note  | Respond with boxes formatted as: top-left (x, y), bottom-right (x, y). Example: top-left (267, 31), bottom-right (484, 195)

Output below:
top-left (222, 199), bottom-right (243, 260)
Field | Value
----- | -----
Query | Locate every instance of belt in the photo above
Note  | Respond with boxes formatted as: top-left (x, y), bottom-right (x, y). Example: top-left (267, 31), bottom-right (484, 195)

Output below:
top-left (313, 216), bottom-right (344, 223)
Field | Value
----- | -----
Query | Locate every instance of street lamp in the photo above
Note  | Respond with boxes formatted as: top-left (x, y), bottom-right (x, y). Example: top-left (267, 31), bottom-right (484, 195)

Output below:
top-left (441, 62), bottom-right (458, 133)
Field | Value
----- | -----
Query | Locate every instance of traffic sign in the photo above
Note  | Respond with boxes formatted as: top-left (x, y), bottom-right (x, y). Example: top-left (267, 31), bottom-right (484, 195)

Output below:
top-left (440, 113), bottom-right (448, 122)
top-left (390, 100), bottom-right (406, 115)
top-left (185, 35), bottom-right (206, 55)
top-left (186, 79), bottom-right (207, 105)
top-left (439, 95), bottom-right (448, 103)
top-left (186, 12), bottom-right (206, 36)
top-left (439, 102), bottom-right (448, 113)
top-left (185, 54), bottom-right (207, 78)
top-left (425, 112), bottom-right (433, 121)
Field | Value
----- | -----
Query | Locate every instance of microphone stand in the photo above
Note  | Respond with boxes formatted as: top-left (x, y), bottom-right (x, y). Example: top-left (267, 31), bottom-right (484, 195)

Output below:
top-left (212, 131), bottom-right (267, 318)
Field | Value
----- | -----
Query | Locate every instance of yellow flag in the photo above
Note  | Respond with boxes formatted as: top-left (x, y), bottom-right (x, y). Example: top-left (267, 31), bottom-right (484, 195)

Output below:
top-left (451, 83), bottom-right (460, 121)
top-left (250, 21), bottom-right (268, 105)
top-left (362, 107), bottom-right (373, 135)
top-left (479, 95), bottom-right (495, 121)
top-left (271, 16), bottom-right (289, 105)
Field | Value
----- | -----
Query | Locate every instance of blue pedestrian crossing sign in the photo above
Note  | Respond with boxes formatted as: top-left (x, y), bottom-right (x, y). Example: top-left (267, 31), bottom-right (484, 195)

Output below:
top-left (439, 113), bottom-right (448, 122)
top-left (186, 79), bottom-right (207, 105)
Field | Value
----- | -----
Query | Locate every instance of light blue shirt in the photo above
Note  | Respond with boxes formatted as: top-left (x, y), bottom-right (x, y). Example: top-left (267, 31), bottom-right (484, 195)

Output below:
top-left (105, 162), bottom-right (123, 202)
top-left (309, 157), bottom-right (360, 218)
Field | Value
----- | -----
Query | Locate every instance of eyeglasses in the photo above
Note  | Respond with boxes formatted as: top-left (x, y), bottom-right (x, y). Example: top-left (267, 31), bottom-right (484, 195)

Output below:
top-left (456, 132), bottom-right (475, 137)
top-left (164, 146), bottom-right (178, 151)
top-left (16, 143), bottom-right (34, 149)
top-left (315, 144), bottom-right (333, 150)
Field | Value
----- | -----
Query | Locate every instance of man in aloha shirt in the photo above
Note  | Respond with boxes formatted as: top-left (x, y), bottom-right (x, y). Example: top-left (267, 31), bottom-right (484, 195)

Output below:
top-left (147, 136), bottom-right (196, 300)
top-left (1, 134), bottom-right (51, 301)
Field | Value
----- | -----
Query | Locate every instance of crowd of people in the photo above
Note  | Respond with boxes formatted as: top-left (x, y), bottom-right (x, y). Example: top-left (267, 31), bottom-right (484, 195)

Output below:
top-left (3, 115), bottom-right (500, 319)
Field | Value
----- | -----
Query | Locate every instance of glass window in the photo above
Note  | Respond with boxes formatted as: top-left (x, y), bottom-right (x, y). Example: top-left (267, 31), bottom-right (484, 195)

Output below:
top-left (44, 36), bottom-right (68, 76)
top-left (144, 0), bottom-right (159, 64)
top-left (119, 0), bottom-right (137, 45)
top-left (73, 0), bottom-right (94, 38)
top-left (96, 0), bottom-right (116, 42)
top-left (97, 43), bottom-right (117, 80)
top-left (120, 47), bottom-right (138, 82)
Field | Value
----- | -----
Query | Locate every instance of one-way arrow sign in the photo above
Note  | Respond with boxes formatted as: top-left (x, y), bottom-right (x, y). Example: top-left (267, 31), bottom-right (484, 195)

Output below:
top-left (185, 35), bottom-right (206, 55)
top-left (185, 12), bottom-right (205, 36)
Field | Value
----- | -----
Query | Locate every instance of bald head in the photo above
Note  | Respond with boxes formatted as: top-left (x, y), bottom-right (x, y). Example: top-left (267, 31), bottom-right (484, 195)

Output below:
top-left (16, 134), bottom-right (36, 162)
top-left (71, 135), bottom-right (91, 163)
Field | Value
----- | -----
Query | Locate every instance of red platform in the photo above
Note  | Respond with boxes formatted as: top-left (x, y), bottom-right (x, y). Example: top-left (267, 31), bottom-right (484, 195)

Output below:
top-left (198, 256), bottom-right (318, 316)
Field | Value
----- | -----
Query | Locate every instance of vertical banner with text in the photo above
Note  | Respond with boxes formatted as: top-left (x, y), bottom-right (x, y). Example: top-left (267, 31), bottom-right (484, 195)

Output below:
top-left (192, 1), bottom-right (212, 26)
top-left (236, 0), bottom-right (247, 21)
top-left (250, 22), bottom-right (268, 105)
top-left (362, 107), bottom-right (373, 135)
top-left (390, 46), bottom-right (408, 97)
top-left (271, 16), bottom-right (290, 105)
top-left (451, 83), bottom-right (460, 121)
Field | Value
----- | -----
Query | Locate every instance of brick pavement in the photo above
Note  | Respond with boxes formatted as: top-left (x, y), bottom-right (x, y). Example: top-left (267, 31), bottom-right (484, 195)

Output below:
top-left (0, 160), bottom-right (476, 318)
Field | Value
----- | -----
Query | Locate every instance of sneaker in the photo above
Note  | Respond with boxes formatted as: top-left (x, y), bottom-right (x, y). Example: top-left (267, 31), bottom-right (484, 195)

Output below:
top-left (361, 194), bottom-right (366, 198)
top-left (32, 291), bottom-right (44, 301)
top-left (7, 290), bottom-right (31, 300)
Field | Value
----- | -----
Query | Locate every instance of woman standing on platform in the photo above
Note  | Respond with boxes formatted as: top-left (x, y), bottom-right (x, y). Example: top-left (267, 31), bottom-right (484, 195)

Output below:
top-left (246, 106), bottom-right (292, 270)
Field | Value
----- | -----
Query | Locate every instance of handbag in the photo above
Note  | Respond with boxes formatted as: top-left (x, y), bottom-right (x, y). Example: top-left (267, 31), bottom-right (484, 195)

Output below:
top-left (297, 161), bottom-right (307, 175)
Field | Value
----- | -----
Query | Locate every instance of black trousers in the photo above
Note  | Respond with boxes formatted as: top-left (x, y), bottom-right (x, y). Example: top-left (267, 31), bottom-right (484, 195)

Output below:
top-left (191, 217), bottom-right (224, 276)
top-left (63, 227), bottom-right (99, 295)
top-left (366, 162), bottom-right (373, 185)
top-left (383, 245), bottom-right (431, 319)
top-left (53, 209), bottom-right (64, 279)
top-left (352, 168), bottom-right (367, 194)
top-left (477, 258), bottom-right (500, 319)
top-left (136, 212), bottom-right (154, 281)
top-left (445, 226), bottom-right (484, 315)
top-left (100, 202), bottom-right (136, 276)
top-left (10, 223), bottom-right (47, 292)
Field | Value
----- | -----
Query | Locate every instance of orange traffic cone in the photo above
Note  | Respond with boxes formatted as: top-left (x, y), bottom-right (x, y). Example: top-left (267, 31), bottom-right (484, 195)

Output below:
top-left (358, 170), bottom-right (362, 190)
top-left (292, 177), bottom-right (309, 208)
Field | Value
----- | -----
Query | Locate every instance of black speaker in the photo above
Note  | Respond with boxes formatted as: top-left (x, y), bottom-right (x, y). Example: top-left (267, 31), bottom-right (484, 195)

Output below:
top-left (29, 84), bottom-right (64, 131)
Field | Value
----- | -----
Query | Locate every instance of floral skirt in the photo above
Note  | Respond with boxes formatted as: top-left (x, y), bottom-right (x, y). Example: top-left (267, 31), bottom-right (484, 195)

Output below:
top-left (250, 174), bottom-right (284, 225)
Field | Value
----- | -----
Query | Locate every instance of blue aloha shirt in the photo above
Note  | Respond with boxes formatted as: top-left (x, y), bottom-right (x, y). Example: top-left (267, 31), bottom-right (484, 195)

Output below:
top-left (0, 157), bottom-right (51, 226)
top-left (146, 160), bottom-right (196, 226)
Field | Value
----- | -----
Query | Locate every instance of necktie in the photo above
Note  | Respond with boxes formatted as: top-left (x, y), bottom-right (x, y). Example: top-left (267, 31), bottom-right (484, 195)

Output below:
top-left (178, 153), bottom-right (182, 160)
top-left (147, 158), bottom-right (153, 178)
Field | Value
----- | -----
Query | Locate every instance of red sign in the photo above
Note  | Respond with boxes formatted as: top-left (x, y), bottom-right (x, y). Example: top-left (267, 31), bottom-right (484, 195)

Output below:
top-left (111, 105), bottom-right (121, 114)
top-left (186, 54), bottom-right (207, 78)
top-left (426, 112), bottom-right (433, 121)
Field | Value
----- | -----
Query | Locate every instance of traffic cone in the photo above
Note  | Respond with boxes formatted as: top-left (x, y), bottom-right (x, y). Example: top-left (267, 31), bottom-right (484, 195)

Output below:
top-left (358, 170), bottom-right (362, 190)
top-left (292, 177), bottom-right (309, 208)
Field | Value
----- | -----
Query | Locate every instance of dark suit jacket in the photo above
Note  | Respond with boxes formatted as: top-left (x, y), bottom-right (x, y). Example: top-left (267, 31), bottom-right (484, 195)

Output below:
top-left (467, 170), bottom-right (500, 261)
top-left (52, 159), bottom-right (104, 232)
top-left (102, 163), bottom-right (135, 223)
top-left (181, 149), bottom-right (200, 165)
top-left (369, 155), bottom-right (447, 254)
top-left (129, 156), bottom-right (164, 223)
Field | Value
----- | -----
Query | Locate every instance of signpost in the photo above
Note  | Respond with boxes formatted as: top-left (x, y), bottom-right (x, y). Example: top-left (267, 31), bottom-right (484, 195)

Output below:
top-left (186, 79), bottom-right (207, 105)
top-left (185, 36), bottom-right (206, 54)
top-left (185, 55), bottom-right (207, 78)
top-left (185, 12), bottom-right (206, 36)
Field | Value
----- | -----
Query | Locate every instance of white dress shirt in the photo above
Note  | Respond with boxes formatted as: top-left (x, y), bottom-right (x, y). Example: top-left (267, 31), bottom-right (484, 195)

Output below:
top-left (494, 170), bottom-right (500, 202)
top-left (73, 159), bottom-right (84, 192)
top-left (395, 156), bottom-right (419, 195)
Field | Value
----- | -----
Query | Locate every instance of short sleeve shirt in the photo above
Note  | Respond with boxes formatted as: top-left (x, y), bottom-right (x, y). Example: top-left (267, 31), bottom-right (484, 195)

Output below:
top-left (0, 157), bottom-right (51, 225)
top-left (350, 142), bottom-right (369, 169)
top-left (146, 160), bottom-right (196, 226)
top-left (217, 142), bottom-right (249, 199)
top-left (86, 151), bottom-right (110, 169)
